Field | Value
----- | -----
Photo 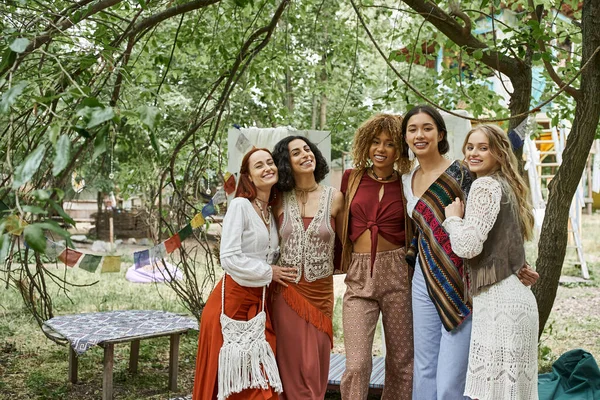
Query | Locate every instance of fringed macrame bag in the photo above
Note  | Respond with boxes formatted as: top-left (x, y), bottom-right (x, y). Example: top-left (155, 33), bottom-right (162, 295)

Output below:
top-left (217, 275), bottom-right (283, 400)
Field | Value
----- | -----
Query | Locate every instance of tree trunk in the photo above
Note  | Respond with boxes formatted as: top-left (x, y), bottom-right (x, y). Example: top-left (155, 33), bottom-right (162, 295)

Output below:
top-left (320, 93), bottom-right (327, 130)
top-left (533, 0), bottom-right (600, 336)
top-left (311, 93), bottom-right (318, 130)
top-left (285, 68), bottom-right (294, 113)
top-left (508, 69), bottom-right (532, 164)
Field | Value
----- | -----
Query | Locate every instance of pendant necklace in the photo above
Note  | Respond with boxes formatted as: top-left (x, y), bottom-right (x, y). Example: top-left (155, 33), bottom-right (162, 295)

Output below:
top-left (371, 167), bottom-right (396, 181)
top-left (295, 183), bottom-right (319, 218)
top-left (254, 198), bottom-right (271, 227)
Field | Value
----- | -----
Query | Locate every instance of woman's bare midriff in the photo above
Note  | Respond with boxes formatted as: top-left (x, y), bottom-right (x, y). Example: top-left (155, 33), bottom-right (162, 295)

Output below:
top-left (352, 229), bottom-right (402, 253)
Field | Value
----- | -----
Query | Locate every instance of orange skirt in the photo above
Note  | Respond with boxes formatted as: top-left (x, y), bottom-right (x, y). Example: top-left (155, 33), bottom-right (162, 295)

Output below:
top-left (192, 275), bottom-right (279, 400)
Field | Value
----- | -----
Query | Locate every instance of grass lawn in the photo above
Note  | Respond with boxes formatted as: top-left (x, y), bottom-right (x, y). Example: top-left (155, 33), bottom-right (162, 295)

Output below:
top-left (1, 214), bottom-right (599, 399)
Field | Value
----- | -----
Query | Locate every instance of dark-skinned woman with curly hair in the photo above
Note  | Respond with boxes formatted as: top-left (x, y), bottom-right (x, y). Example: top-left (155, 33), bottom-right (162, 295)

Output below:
top-left (338, 114), bottom-right (414, 400)
top-left (270, 135), bottom-right (345, 400)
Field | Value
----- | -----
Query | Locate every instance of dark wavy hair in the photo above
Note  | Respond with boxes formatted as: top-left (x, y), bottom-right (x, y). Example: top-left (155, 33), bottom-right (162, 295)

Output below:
top-left (401, 104), bottom-right (450, 156)
top-left (272, 135), bottom-right (329, 192)
top-left (235, 147), bottom-right (277, 203)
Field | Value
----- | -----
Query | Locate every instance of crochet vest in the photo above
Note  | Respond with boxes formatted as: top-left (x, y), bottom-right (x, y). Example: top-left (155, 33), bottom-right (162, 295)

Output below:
top-left (279, 186), bottom-right (335, 283)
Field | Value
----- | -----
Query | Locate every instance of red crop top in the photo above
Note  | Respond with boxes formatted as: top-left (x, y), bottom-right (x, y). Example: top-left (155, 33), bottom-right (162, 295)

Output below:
top-left (341, 170), bottom-right (405, 274)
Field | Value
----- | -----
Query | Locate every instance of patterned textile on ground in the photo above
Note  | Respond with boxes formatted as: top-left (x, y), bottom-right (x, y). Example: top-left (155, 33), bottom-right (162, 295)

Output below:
top-left (44, 310), bottom-right (197, 355)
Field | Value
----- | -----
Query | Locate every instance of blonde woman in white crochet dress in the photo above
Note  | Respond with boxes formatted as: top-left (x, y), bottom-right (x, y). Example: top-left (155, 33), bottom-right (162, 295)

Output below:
top-left (443, 124), bottom-right (539, 400)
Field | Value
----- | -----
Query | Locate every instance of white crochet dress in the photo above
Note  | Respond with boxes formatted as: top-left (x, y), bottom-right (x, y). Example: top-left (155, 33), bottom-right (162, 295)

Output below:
top-left (443, 176), bottom-right (539, 400)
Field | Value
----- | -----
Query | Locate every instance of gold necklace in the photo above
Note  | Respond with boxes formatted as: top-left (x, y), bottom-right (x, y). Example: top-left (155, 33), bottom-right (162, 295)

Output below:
top-left (295, 183), bottom-right (319, 218)
top-left (254, 198), bottom-right (271, 226)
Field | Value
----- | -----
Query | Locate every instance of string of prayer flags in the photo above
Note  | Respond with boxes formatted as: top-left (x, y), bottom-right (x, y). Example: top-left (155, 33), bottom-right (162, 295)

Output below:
top-left (45, 239), bottom-right (66, 261)
top-left (178, 224), bottom-right (193, 241)
top-left (150, 242), bottom-right (167, 264)
top-left (201, 199), bottom-right (216, 218)
top-left (101, 256), bottom-right (121, 273)
top-left (58, 248), bottom-right (83, 267)
top-left (5, 215), bottom-right (28, 236)
top-left (212, 188), bottom-right (227, 205)
top-left (190, 213), bottom-right (205, 229)
top-left (235, 131), bottom-right (252, 153)
top-left (508, 116), bottom-right (533, 151)
top-left (79, 254), bottom-right (103, 273)
top-left (224, 172), bottom-right (236, 195)
top-left (164, 233), bottom-right (181, 254)
top-left (134, 249), bottom-right (150, 269)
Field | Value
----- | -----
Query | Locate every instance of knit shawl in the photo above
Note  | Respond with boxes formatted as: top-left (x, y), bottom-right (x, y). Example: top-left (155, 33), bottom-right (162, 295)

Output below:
top-left (409, 161), bottom-right (473, 331)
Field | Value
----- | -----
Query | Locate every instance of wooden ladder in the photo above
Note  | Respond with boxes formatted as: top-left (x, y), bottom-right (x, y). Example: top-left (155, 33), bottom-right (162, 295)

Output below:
top-left (527, 127), bottom-right (589, 279)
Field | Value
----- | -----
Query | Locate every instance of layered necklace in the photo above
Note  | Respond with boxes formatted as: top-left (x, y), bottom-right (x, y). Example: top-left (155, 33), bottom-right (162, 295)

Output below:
top-left (295, 182), bottom-right (319, 218)
top-left (370, 166), bottom-right (396, 181)
top-left (254, 198), bottom-right (271, 226)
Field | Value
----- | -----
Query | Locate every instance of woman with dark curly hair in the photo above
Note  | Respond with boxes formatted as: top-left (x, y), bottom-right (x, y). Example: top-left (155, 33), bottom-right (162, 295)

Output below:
top-left (270, 135), bottom-right (344, 400)
top-left (338, 114), bottom-right (414, 400)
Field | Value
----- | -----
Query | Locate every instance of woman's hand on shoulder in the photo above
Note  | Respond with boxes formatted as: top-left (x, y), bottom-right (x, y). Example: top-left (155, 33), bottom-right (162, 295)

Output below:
top-left (444, 197), bottom-right (464, 219)
top-left (271, 265), bottom-right (298, 287)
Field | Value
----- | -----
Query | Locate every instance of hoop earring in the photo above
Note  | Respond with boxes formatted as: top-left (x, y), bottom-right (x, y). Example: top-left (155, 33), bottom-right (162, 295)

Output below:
top-left (408, 148), bottom-right (415, 161)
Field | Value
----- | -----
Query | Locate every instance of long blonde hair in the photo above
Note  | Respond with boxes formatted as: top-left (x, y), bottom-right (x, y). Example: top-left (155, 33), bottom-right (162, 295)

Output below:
top-left (351, 113), bottom-right (412, 174)
top-left (463, 124), bottom-right (535, 241)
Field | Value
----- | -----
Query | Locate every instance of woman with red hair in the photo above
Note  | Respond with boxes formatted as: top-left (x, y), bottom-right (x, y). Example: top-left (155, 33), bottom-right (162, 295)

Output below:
top-left (193, 148), bottom-right (297, 400)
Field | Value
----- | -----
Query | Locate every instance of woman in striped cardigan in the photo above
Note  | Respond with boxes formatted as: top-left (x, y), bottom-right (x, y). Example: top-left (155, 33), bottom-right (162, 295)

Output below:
top-left (400, 105), bottom-right (538, 400)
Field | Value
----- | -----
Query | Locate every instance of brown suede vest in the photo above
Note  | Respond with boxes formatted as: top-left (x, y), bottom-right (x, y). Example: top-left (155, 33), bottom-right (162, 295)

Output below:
top-left (467, 187), bottom-right (525, 294)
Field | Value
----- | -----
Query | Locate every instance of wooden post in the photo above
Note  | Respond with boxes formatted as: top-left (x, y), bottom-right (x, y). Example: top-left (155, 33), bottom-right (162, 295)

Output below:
top-left (103, 344), bottom-right (114, 400)
top-left (129, 340), bottom-right (140, 374)
top-left (68, 347), bottom-right (78, 384)
top-left (168, 334), bottom-right (180, 391)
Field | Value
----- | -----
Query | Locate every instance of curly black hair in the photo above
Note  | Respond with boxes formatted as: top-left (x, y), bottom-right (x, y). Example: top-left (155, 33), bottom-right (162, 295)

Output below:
top-left (272, 135), bottom-right (329, 192)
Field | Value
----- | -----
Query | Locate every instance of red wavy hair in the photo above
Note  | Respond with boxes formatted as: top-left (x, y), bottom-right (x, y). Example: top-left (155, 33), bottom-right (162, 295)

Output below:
top-left (235, 147), bottom-right (278, 204)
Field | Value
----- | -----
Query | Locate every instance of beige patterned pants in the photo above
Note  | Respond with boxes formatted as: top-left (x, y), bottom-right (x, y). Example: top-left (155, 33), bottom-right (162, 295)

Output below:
top-left (340, 248), bottom-right (413, 400)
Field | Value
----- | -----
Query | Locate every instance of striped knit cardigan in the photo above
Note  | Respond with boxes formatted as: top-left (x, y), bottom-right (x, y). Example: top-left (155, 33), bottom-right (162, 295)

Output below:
top-left (408, 160), bottom-right (474, 332)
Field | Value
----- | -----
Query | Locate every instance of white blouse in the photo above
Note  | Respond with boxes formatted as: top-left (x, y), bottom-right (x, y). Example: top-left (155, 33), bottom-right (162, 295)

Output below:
top-left (442, 176), bottom-right (502, 259)
top-left (402, 167), bottom-right (420, 217)
top-left (219, 197), bottom-right (279, 287)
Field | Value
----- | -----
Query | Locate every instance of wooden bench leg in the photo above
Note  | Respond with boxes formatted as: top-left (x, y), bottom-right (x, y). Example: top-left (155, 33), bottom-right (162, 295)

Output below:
top-left (103, 344), bottom-right (114, 400)
top-left (129, 339), bottom-right (140, 374)
top-left (68, 347), bottom-right (78, 384)
top-left (168, 334), bottom-right (180, 391)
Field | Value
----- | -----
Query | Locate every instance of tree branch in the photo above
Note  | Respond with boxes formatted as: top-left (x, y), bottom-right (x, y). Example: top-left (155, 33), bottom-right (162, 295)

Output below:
top-left (400, 0), bottom-right (525, 78)
top-left (528, 1), bottom-right (581, 99)
top-left (126, 0), bottom-right (221, 40)
top-left (0, 0), bottom-right (122, 78)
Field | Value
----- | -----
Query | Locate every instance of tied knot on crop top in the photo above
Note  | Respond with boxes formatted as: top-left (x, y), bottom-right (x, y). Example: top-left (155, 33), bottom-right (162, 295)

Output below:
top-left (349, 172), bottom-right (405, 275)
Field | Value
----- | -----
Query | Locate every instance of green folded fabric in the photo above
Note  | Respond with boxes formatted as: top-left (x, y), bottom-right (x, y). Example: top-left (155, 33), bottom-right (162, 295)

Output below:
top-left (538, 349), bottom-right (600, 399)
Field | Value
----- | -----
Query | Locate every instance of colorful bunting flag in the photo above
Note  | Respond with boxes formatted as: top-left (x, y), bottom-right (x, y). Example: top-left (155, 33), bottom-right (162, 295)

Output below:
top-left (201, 200), bottom-right (216, 218)
top-left (190, 213), bottom-right (205, 229)
top-left (133, 249), bottom-right (150, 269)
top-left (45, 239), bottom-right (66, 261)
top-left (57, 248), bottom-right (83, 267)
top-left (164, 233), bottom-right (182, 254)
top-left (5, 215), bottom-right (28, 236)
top-left (235, 132), bottom-right (252, 153)
top-left (178, 224), bottom-right (193, 241)
top-left (101, 256), bottom-right (121, 273)
top-left (78, 254), bottom-right (103, 273)
top-left (150, 242), bottom-right (167, 263)
top-left (224, 173), bottom-right (236, 195)
top-left (212, 188), bottom-right (227, 205)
